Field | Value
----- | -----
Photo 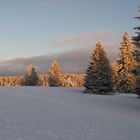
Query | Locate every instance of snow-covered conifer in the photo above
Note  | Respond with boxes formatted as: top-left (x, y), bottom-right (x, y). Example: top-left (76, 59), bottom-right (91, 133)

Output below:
top-left (48, 60), bottom-right (63, 86)
top-left (23, 64), bottom-right (39, 86)
top-left (117, 32), bottom-right (136, 93)
top-left (84, 41), bottom-right (112, 94)
top-left (132, 7), bottom-right (140, 96)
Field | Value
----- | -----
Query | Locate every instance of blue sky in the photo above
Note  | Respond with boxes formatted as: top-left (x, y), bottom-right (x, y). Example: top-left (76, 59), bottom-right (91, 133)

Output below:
top-left (0, 0), bottom-right (139, 61)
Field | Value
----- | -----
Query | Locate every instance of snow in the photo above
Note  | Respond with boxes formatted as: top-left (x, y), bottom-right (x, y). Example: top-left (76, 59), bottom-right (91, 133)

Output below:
top-left (0, 87), bottom-right (139, 140)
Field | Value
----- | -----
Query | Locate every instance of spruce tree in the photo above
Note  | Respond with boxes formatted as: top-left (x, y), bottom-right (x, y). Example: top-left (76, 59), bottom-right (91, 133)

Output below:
top-left (132, 7), bottom-right (140, 96)
top-left (23, 64), bottom-right (39, 86)
top-left (117, 32), bottom-right (136, 93)
top-left (84, 41), bottom-right (112, 94)
top-left (48, 60), bottom-right (63, 87)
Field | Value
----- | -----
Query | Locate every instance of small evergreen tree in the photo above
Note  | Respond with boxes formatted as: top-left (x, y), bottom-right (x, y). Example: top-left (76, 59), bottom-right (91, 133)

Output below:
top-left (84, 41), bottom-right (112, 94)
top-left (48, 60), bottom-right (63, 87)
top-left (23, 64), bottom-right (39, 86)
top-left (132, 7), bottom-right (140, 97)
top-left (117, 32), bottom-right (136, 93)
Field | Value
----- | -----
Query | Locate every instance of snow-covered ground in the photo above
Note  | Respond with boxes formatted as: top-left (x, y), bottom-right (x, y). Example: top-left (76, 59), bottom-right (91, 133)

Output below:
top-left (0, 87), bottom-right (139, 140)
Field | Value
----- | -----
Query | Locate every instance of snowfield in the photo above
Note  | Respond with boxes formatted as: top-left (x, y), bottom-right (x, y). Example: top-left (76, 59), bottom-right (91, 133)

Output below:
top-left (0, 87), bottom-right (140, 140)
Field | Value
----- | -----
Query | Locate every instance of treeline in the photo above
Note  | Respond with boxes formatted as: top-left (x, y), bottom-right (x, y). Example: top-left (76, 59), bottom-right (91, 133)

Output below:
top-left (0, 70), bottom-right (84, 87)
top-left (0, 65), bottom-right (84, 87)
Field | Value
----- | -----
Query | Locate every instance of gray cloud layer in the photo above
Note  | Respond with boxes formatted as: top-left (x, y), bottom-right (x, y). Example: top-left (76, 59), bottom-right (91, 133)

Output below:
top-left (0, 45), bottom-right (118, 76)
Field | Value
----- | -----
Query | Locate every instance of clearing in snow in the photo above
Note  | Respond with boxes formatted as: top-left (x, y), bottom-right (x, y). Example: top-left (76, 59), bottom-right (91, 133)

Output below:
top-left (0, 87), bottom-right (139, 140)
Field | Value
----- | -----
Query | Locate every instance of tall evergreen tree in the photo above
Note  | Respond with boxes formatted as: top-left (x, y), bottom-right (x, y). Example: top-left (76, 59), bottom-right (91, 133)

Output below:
top-left (48, 60), bottom-right (63, 87)
top-left (132, 7), bottom-right (140, 96)
top-left (84, 41), bottom-right (112, 94)
top-left (23, 64), bottom-right (39, 86)
top-left (117, 32), bottom-right (136, 93)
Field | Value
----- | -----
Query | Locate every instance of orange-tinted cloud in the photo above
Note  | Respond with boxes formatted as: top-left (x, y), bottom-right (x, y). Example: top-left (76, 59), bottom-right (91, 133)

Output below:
top-left (51, 32), bottom-right (113, 46)
top-left (52, 33), bottom-right (94, 46)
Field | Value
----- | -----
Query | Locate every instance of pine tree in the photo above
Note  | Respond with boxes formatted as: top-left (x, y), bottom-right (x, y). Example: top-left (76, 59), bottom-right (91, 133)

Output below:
top-left (84, 41), bottom-right (112, 94)
top-left (23, 64), bottom-right (39, 86)
top-left (48, 60), bottom-right (63, 87)
top-left (132, 7), bottom-right (140, 96)
top-left (117, 32), bottom-right (136, 93)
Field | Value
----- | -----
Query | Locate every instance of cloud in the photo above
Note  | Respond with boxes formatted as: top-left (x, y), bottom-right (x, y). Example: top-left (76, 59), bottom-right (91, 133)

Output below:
top-left (51, 32), bottom-right (113, 47)
top-left (52, 33), bottom-right (95, 46)
top-left (0, 44), bottom-right (118, 76)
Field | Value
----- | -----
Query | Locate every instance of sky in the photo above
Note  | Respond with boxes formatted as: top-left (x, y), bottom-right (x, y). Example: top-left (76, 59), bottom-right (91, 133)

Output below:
top-left (0, 0), bottom-right (139, 75)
